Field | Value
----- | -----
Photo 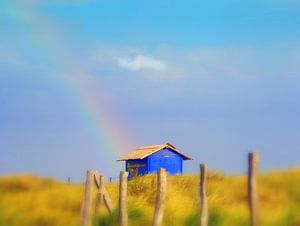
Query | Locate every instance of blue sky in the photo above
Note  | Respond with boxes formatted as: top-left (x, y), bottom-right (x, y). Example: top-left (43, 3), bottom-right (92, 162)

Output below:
top-left (1, 0), bottom-right (300, 181)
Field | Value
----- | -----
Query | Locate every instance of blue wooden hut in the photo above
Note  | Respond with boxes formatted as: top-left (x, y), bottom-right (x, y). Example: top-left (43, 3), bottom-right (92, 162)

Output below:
top-left (117, 143), bottom-right (193, 179)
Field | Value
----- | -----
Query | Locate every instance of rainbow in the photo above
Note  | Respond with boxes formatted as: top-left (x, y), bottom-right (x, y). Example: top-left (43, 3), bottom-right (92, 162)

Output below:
top-left (3, 2), bottom-right (136, 161)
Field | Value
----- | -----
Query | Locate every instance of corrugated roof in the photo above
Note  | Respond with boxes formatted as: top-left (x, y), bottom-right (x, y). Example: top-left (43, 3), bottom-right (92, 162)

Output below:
top-left (117, 143), bottom-right (193, 161)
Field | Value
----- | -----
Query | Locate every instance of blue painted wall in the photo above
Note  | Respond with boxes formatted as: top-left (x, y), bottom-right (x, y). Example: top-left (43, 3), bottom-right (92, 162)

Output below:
top-left (125, 147), bottom-right (183, 178)
top-left (148, 148), bottom-right (183, 175)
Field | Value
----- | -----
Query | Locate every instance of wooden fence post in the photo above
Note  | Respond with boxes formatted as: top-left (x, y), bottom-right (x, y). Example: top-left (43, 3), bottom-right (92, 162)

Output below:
top-left (119, 171), bottom-right (129, 226)
top-left (93, 173), bottom-right (114, 214)
top-left (95, 175), bottom-right (104, 213)
top-left (103, 190), bottom-right (114, 214)
top-left (152, 168), bottom-right (167, 226)
top-left (200, 164), bottom-right (208, 226)
top-left (81, 170), bottom-right (95, 226)
top-left (248, 152), bottom-right (260, 226)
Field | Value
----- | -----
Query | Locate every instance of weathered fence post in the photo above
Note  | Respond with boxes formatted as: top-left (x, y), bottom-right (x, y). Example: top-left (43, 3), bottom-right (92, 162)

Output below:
top-left (95, 175), bottom-right (104, 213)
top-left (81, 170), bottom-right (95, 226)
top-left (248, 152), bottom-right (260, 226)
top-left (200, 164), bottom-right (208, 226)
top-left (93, 173), bottom-right (114, 214)
top-left (152, 168), bottom-right (167, 226)
top-left (119, 171), bottom-right (129, 226)
top-left (103, 190), bottom-right (114, 214)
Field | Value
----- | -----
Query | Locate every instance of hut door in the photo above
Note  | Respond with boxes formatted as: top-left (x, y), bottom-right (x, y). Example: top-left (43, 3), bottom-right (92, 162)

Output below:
top-left (129, 167), bottom-right (138, 177)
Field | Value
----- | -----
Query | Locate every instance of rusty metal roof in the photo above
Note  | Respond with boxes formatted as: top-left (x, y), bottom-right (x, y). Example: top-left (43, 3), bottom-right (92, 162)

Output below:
top-left (117, 143), bottom-right (193, 161)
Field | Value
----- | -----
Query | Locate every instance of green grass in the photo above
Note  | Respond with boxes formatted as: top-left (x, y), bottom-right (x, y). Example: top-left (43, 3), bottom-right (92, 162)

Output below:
top-left (0, 168), bottom-right (300, 226)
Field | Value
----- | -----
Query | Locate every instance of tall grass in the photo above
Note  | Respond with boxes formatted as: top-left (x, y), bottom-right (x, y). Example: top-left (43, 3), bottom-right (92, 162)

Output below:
top-left (1, 168), bottom-right (300, 226)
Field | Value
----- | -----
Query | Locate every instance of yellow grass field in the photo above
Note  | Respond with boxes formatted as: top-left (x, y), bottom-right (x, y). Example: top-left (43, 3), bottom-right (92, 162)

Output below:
top-left (0, 168), bottom-right (299, 226)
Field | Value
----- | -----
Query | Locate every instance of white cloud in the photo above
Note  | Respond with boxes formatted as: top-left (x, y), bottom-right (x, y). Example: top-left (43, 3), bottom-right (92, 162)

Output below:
top-left (89, 44), bottom-right (300, 84)
top-left (117, 55), bottom-right (167, 72)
